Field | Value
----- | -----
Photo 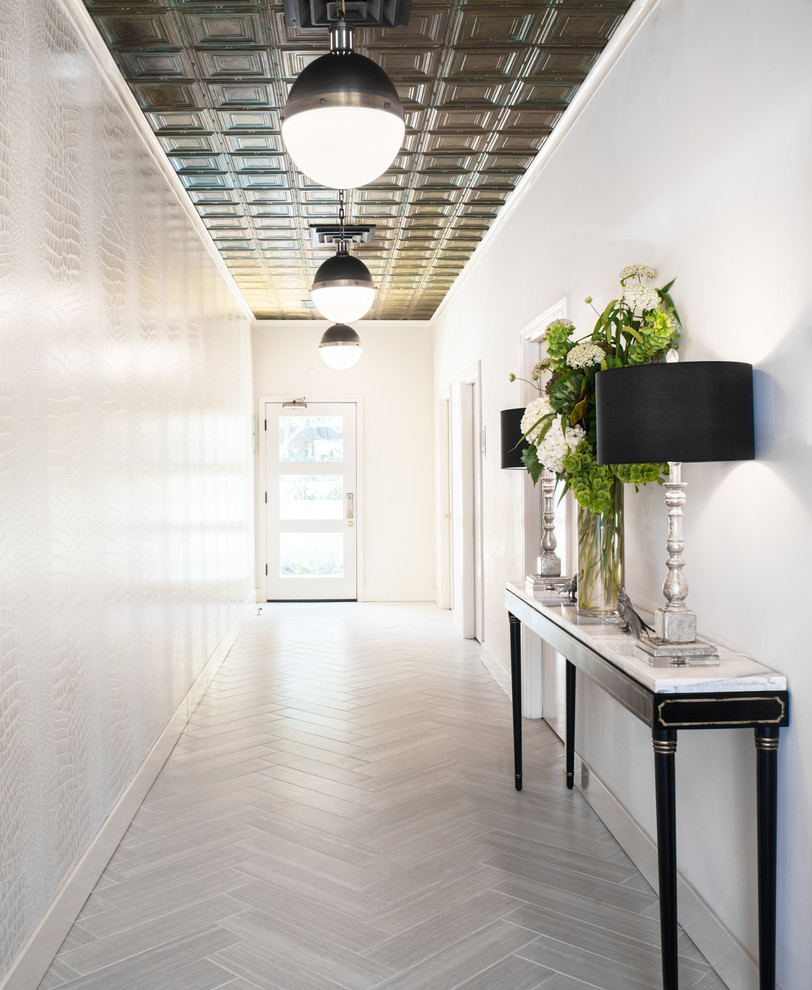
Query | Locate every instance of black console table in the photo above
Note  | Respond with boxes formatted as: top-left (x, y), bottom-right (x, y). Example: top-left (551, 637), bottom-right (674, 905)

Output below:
top-left (505, 582), bottom-right (788, 990)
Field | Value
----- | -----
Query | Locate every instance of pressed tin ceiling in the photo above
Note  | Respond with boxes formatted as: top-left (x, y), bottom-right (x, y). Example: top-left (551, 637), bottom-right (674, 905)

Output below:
top-left (83, 0), bottom-right (634, 320)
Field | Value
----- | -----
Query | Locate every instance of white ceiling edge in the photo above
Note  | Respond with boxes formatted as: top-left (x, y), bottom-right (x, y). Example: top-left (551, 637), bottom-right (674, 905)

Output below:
top-left (252, 319), bottom-right (434, 329)
top-left (60, 0), bottom-right (255, 322)
top-left (430, 0), bottom-right (663, 327)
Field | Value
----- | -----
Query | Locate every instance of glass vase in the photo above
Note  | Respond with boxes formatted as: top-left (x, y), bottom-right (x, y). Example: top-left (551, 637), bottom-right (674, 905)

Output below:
top-left (577, 482), bottom-right (625, 615)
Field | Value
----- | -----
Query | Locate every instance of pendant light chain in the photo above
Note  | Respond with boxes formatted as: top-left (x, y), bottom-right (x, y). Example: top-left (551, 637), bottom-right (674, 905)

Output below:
top-left (338, 190), bottom-right (348, 256)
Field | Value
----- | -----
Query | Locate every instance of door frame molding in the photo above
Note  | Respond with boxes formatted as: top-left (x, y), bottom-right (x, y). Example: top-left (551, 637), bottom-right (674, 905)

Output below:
top-left (258, 395), bottom-right (364, 603)
top-left (457, 363), bottom-right (483, 641)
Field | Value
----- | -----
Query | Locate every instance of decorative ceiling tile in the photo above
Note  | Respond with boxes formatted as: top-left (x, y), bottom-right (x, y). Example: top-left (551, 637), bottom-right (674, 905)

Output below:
top-left (131, 81), bottom-right (204, 110)
top-left (159, 134), bottom-right (218, 153)
top-left (146, 109), bottom-right (211, 131)
top-left (215, 109), bottom-right (281, 130)
top-left (82, 0), bottom-right (633, 319)
top-left (118, 51), bottom-right (194, 77)
top-left (95, 13), bottom-right (181, 48)
top-left (444, 49), bottom-right (522, 80)
top-left (183, 12), bottom-right (268, 45)
top-left (224, 133), bottom-right (283, 152)
top-left (197, 50), bottom-right (272, 79)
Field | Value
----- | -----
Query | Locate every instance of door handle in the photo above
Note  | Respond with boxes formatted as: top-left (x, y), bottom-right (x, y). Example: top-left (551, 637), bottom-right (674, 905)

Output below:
top-left (346, 492), bottom-right (354, 520)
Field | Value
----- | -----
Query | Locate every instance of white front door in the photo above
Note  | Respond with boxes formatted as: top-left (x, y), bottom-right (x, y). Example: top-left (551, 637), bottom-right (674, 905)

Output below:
top-left (264, 401), bottom-right (357, 601)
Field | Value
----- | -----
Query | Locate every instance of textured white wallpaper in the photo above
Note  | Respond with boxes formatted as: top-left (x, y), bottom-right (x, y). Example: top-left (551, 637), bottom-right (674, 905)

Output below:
top-left (0, 1), bottom-right (254, 977)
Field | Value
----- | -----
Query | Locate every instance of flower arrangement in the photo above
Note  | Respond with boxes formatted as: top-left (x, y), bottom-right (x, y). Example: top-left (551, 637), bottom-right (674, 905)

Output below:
top-left (511, 264), bottom-right (681, 611)
top-left (511, 264), bottom-right (681, 510)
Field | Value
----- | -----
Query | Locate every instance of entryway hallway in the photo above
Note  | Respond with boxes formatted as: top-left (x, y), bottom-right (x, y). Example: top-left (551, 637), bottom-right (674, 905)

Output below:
top-left (39, 603), bottom-right (725, 990)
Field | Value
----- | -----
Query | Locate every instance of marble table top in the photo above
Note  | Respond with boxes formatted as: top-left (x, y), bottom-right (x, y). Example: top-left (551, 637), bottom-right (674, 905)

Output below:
top-left (506, 582), bottom-right (787, 695)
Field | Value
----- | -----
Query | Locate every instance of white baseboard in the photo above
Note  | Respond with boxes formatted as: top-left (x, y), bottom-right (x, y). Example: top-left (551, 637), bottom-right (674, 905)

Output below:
top-left (1, 604), bottom-right (249, 990)
top-left (480, 643), bottom-right (511, 696)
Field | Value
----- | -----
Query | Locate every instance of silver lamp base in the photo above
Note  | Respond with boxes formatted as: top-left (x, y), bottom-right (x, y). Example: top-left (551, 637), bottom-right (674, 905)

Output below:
top-left (635, 637), bottom-right (719, 667)
top-left (635, 463), bottom-right (720, 666)
top-left (526, 573), bottom-right (572, 597)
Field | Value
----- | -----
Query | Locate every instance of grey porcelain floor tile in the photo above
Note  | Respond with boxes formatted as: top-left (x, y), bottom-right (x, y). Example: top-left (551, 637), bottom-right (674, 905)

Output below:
top-left (61, 897), bottom-right (246, 976)
top-left (363, 818), bottom-right (488, 875)
top-left (53, 927), bottom-right (241, 990)
top-left (494, 874), bottom-right (666, 949)
top-left (367, 863), bottom-right (506, 935)
top-left (233, 853), bottom-right (390, 920)
top-left (517, 932), bottom-right (669, 990)
top-left (218, 907), bottom-right (394, 990)
top-left (228, 878), bottom-right (389, 953)
top-left (505, 901), bottom-right (710, 984)
top-left (481, 828), bottom-right (637, 885)
top-left (534, 975), bottom-right (608, 990)
top-left (36, 960), bottom-right (81, 990)
top-left (372, 919), bottom-right (538, 990)
top-left (453, 953), bottom-right (556, 990)
top-left (108, 823), bottom-right (261, 880)
top-left (212, 940), bottom-right (348, 990)
top-left (365, 889), bottom-right (522, 970)
top-left (694, 970), bottom-right (732, 989)
top-left (237, 822), bottom-right (377, 884)
top-left (486, 849), bottom-right (659, 915)
top-left (260, 748), bottom-right (376, 786)
top-left (265, 736), bottom-right (371, 772)
top-left (246, 806), bottom-right (373, 857)
top-left (147, 957), bottom-right (237, 990)
top-left (249, 776), bottom-right (372, 821)
top-left (78, 870), bottom-right (250, 938)
top-left (363, 837), bottom-right (497, 902)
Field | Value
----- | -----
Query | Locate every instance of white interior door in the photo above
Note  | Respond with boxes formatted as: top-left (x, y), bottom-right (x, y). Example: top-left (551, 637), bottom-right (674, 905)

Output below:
top-left (264, 401), bottom-right (357, 601)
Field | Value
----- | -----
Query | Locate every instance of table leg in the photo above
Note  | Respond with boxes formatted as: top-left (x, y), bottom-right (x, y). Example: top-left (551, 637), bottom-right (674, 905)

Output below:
top-left (653, 728), bottom-right (679, 990)
top-left (755, 726), bottom-right (780, 990)
top-left (566, 660), bottom-right (575, 790)
top-left (508, 613), bottom-right (522, 791)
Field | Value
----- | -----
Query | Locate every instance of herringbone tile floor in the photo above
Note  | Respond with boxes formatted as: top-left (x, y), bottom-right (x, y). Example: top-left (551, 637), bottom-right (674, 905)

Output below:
top-left (38, 603), bottom-right (727, 990)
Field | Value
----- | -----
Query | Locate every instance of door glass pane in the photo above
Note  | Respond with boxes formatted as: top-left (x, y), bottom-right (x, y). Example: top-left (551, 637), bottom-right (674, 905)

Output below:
top-left (279, 475), bottom-right (343, 520)
top-left (279, 533), bottom-right (344, 577)
top-left (279, 416), bottom-right (343, 462)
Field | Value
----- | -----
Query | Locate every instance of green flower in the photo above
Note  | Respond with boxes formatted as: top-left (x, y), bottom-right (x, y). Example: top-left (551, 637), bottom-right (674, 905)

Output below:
top-left (543, 320), bottom-right (574, 363)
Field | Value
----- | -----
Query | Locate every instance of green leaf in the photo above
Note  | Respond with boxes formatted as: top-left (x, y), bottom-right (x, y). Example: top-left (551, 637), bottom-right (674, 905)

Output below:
top-left (521, 446), bottom-right (542, 484)
top-left (569, 395), bottom-right (589, 425)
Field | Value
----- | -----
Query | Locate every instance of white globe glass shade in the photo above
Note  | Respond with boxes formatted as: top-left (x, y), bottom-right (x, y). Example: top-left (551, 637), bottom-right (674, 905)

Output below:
top-left (311, 283), bottom-right (375, 323)
top-left (320, 343), bottom-right (362, 370)
top-left (282, 106), bottom-right (404, 189)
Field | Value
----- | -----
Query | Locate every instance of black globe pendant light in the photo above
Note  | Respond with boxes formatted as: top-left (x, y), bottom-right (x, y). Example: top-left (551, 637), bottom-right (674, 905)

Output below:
top-left (319, 323), bottom-right (362, 369)
top-left (282, 7), bottom-right (405, 189)
top-left (310, 191), bottom-right (375, 322)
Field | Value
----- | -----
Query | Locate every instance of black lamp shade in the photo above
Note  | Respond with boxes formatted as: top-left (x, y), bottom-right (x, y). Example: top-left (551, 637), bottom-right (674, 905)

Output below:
top-left (501, 407), bottom-right (530, 469)
top-left (284, 50), bottom-right (403, 122)
top-left (312, 252), bottom-right (374, 292)
top-left (596, 361), bottom-right (755, 465)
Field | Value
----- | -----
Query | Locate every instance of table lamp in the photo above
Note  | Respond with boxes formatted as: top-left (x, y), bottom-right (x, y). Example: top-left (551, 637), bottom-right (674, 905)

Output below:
top-left (501, 407), bottom-right (570, 593)
top-left (595, 358), bottom-right (754, 664)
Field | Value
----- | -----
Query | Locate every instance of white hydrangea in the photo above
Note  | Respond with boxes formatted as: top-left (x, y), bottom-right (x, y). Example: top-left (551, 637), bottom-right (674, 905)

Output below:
top-left (521, 396), bottom-right (553, 445)
top-left (536, 418), bottom-right (585, 475)
top-left (619, 263), bottom-right (656, 282)
top-left (622, 282), bottom-right (660, 311)
top-left (566, 342), bottom-right (605, 369)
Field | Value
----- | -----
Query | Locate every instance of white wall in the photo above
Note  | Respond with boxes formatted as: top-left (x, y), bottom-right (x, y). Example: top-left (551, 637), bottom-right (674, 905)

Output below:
top-left (0, 1), bottom-right (254, 982)
top-left (252, 320), bottom-right (436, 602)
top-left (433, 0), bottom-right (812, 986)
